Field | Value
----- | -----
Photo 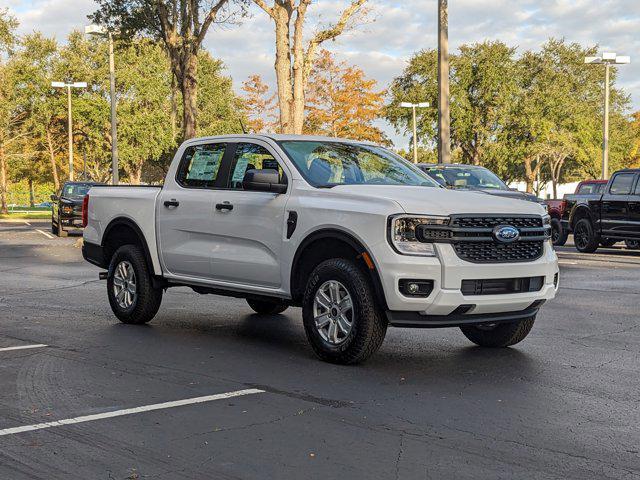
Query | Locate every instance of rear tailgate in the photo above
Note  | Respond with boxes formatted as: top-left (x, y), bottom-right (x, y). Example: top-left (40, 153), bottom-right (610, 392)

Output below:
top-left (83, 186), bottom-right (163, 274)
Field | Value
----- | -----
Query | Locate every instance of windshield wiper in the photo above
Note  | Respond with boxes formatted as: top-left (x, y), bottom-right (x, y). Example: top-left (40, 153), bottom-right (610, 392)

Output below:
top-left (315, 184), bottom-right (336, 189)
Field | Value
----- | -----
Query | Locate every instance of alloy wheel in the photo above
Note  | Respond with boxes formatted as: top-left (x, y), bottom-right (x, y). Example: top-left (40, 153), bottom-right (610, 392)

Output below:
top-left (113, 260), bottom-right (137, 309)
top-left (313, 280), bottom-right (354, 345)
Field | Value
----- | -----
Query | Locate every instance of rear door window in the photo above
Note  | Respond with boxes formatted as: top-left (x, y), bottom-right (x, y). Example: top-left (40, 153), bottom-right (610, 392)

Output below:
top-left (609, 173), bottom-right (636, 195)
top-left (176, 143), bottom-right (226, 188)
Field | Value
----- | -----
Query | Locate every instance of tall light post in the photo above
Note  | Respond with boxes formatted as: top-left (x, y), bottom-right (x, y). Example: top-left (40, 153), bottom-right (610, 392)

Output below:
top-left (400, 102), bottom-right (430, 163)
top-left (86, 24), bottom-right (119, 185)
top-left (585, 52), bottom-right (631, 179)
top-left (51, 81), bottom-right (87, 181)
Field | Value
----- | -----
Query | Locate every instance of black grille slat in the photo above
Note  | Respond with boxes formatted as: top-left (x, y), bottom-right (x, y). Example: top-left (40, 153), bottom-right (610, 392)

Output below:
top-left (451, 216), bottom-right (542, 229)
top-left (453, 240), bottom-right (543, 263)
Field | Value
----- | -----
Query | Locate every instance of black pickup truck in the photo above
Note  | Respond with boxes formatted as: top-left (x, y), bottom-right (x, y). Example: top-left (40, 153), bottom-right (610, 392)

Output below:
top-left (563, 169), bottom-right (640, 252)
top-left (51, 181), bottom-right (104, 237)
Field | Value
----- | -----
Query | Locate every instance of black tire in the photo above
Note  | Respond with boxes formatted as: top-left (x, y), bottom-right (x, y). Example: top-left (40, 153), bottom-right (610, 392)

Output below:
top-left (107, 244), bottom-right (162, 324)
top-left (247, 298), bottom-right (288, 315)
top-left (460, 315), bottom-right (536, 348)
top-left (625, 239), bottom-right (640, 250)
top-left (51, 215), bottom-right (59, 235)
top-left (550, 218), bottom-right (568, 246)
top-left (573, 218), bottom-right (599, 253)
top-left (600, 238), bottom-right (617, 248)
top-left (56, 214), bottom-right (68, 237)
top-left (302, 258), bottom-right (387, 365)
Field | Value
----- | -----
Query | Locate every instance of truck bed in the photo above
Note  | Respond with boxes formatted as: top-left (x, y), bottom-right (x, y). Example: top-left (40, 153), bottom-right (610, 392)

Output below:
top-left (84, 185), bottom-right (163, 274)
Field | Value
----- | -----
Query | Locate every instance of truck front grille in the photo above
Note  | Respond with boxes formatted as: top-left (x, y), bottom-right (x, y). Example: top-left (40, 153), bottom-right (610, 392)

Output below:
top-left (417, 215), bottom-right (549, 264)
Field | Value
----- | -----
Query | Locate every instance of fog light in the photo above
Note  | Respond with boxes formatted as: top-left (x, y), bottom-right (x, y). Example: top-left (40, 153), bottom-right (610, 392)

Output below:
top-left (399, 279), bottom-right (434, 297)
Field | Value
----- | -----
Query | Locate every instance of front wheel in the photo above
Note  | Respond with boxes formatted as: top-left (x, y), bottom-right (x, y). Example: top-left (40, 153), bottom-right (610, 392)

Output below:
top-left (550, 218), bottom-right (568, 246)
top-left (460, 315), bottom-right (536, 347)
top-left (302, 258), bottom-right (387, 364)
top-left (107, 244), bottom-right (162, 324)
top-left (573, 218), bottom-right (599, 253)
top-left (247, 298), bottom-right (288, 315)
top-left (56, 214), bottom-right (68, 237)
top-left (625, 239), bottom-right (640, 250)
top-left (51, 215), bottom-right (59, 235)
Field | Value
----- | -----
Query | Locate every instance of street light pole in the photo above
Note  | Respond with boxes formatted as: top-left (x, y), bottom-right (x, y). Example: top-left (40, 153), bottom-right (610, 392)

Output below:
top-left (52, 81), bottom-right (87, 182)
top-left (400, 102), bottom-right (430, 163)
top-left (86, 25), bottom-right (119, 185)
top-left (585, 52), bottom-right (630, 180)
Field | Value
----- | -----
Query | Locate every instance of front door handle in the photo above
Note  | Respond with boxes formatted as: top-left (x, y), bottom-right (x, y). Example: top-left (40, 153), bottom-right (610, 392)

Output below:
top-left (216, 202), bottom-right (233, 212)
top-left (164, 199), bottom-right (180, 208)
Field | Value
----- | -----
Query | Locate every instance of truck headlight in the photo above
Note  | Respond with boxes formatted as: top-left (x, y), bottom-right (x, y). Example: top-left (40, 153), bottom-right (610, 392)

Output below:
top-left (389, 215), bottom-right (449, 256)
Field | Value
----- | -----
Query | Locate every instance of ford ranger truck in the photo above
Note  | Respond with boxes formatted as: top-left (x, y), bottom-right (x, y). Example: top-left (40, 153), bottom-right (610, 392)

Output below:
top-left (82, 135), bottom-right (559, 364)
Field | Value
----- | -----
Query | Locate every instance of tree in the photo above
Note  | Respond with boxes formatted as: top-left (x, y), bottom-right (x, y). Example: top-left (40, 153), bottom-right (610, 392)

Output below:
top-left (305, 50), bottom-right (387, 143)
top-left (0, 9), bottom-right (21, 214)
top-left (252, 0), bottom-right (367, 134)
top-left (242, 74), bottom-right (278, 133)
top-left (91, 0), bottom-right (247, 140)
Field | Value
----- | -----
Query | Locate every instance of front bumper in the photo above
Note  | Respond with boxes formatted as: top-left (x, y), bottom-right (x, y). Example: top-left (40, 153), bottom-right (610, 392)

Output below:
top-left (370, 240), bottom-right (559, 327)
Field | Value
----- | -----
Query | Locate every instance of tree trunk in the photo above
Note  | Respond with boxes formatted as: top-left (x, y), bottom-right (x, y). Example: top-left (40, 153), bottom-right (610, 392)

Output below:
top-left (0, 146), bottom-right (8, 215)
top-left (46, 128), bottom-right (60, 191)
top-left (170, 74), bottom-right (178, 141)
top-left (273, 6), bottom-right (294, 134)
top-left (180, 53), bottom-right (199, 140)
top-left (128, 165), bottom-right (143, 185)
top-left (523, 156), bottom-right (537, 193)
top-left (28, 178), bottom-right (35, 207)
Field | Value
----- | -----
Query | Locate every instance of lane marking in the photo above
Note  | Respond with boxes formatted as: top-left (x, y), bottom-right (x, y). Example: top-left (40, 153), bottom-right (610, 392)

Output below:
top-left (35, 229), bottom-right (54, 239)
top-left (0, 388), bottom-right (264, 437)
top-left (0, 344), bottom-right (48, 352)
top-left (24, 221), bottom-right (31, 226)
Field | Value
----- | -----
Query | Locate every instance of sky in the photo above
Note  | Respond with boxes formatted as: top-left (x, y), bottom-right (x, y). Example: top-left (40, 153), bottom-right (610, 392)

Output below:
top-left (2, 0), bottom-right (640, 148)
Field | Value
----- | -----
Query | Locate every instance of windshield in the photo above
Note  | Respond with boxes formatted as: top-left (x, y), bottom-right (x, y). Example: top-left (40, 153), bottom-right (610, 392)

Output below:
top-left (279, 141), bottom-right (438, 188)
top-left (423, 166), bottom-right (507, 190)
top-left (62, 184), bottom-right (92, 198)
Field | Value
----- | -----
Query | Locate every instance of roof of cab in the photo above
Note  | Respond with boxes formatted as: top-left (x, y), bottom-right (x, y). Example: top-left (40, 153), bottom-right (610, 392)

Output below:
top-left (181, 134), bottom-right (377, 146)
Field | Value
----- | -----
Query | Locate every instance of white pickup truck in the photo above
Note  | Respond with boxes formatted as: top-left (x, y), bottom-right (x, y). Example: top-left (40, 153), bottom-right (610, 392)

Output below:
top-left (82, 134), bottom-right (558, 364)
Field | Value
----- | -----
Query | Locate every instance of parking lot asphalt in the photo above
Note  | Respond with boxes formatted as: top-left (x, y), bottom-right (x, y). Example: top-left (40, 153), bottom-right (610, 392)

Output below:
top-left (0, 220), bottom-right (639, 480)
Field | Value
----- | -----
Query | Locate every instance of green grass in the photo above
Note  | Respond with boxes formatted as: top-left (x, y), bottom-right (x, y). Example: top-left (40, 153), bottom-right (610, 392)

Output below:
top-left (0, 211), bottom-right (52, 220)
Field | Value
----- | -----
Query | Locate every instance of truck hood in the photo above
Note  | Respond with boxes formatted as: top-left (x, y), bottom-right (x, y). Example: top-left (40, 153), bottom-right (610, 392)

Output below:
top-left (330, 185), bottom-right (546, 216)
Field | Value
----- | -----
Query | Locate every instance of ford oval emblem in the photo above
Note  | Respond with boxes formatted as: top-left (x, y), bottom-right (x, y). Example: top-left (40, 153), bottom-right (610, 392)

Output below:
top-left (493, 225), bottom-right (520, 243)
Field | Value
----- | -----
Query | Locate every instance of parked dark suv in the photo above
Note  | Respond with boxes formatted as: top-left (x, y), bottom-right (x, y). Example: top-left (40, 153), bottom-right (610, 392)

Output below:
top-left (51, 182), bottom-right (103, 237)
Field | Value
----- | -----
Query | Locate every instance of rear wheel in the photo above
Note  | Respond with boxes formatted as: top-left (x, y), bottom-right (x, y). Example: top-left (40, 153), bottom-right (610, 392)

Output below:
top-left (302, 258), bottom-right (387, 364)
top-left (107, 244), bottom-right (162, 324)
top-left (460, 315), bottom-right (536, 347)
top-left (573, 218), bottom-right (599, 253)
top-left (246, 298), bottom-right (288, 315)
top-left (550, 218), bottom-right (568, 246)
top-left (625, 239), bottom-right (640, 250)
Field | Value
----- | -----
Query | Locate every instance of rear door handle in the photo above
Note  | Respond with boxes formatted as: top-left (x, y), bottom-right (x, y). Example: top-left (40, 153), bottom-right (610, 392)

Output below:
top-left (216, 202), bottom-right (233, 212)
top-left (164, 199), bottom-right (179, 208)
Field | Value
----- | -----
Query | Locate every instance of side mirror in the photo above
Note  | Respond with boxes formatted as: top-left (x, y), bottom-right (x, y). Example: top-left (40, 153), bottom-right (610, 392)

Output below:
top-left (50, 194), bottom-right (58, 201)
top-left (242, 169), bottom-right (287, 194)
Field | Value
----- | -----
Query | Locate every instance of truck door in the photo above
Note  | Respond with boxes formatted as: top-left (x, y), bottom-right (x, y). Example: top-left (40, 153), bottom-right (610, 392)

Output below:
top-left (157, 142), bottom-right (229, 279)
top-left (600, 172), bottom-right (637, 238)
top-left (629, 177), bottom-right (640, 238)
top-left (205, 141), bottom-right (290, 289)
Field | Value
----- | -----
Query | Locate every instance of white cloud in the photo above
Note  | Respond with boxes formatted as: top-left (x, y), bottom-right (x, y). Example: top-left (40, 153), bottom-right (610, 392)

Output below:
top-left (3, 0), bottom-right (640, 149)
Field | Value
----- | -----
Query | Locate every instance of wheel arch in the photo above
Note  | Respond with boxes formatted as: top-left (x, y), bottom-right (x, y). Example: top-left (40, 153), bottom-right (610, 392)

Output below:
top-left (102, 217), bottom-right (157, 275)
top-left (290, 229), bottom-right (388, 309)
top-left (569, 205), bottom-right (593, 230)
